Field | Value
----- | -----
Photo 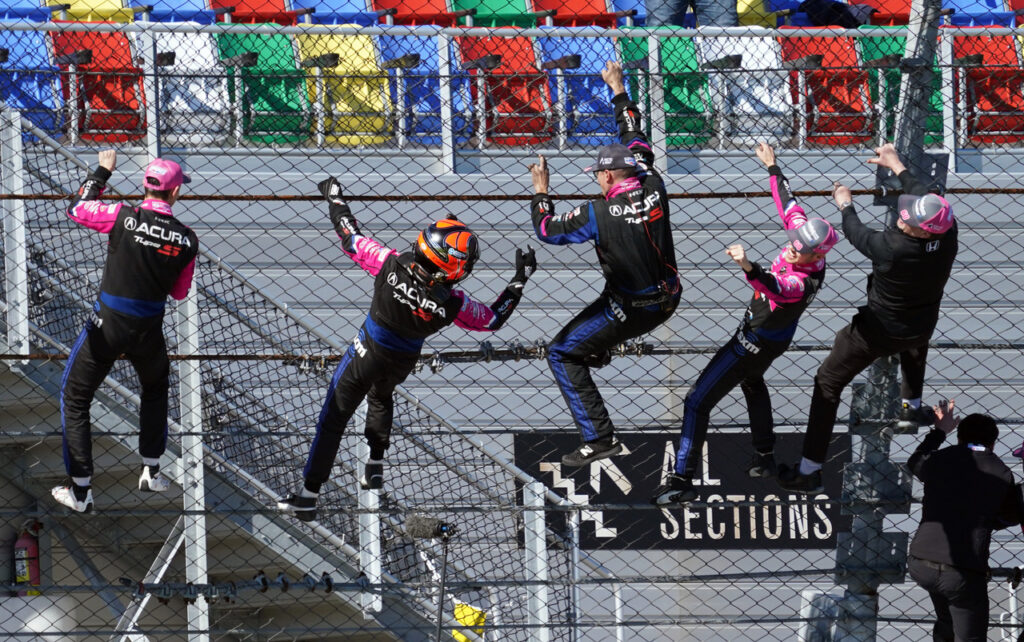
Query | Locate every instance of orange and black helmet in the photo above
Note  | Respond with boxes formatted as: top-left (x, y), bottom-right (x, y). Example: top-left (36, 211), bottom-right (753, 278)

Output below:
top-left (413, 218), bottom-right (480, 284)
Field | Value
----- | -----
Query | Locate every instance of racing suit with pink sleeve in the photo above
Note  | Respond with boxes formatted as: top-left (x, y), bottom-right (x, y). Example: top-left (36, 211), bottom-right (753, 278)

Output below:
top-left (302, 197), bottom-right (527, 492)
top-left (672, 164), bottom-right (829, 479)
top-left (60, 164), bottom-right (199, 482)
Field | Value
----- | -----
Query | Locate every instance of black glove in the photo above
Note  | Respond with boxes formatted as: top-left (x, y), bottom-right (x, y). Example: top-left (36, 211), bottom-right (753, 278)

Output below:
top-left (509, 246), bottom-right (537, 292)
top-left (317, 176), bottom-right (345, 205)
top-left (317, 177), bottom-right (360, 240)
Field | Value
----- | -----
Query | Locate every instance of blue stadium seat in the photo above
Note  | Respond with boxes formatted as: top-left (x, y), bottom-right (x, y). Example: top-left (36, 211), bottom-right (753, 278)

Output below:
top-left (944, 0), bottom-right (1017, 25)
top-left (144, 0), bottom-right (221, 23)
top-left (290, 0), bottom-right (387, 25)
top-left (537, 32), bottom-right (619, 146)
top-left (0, 28), bottom-right (63, 139)
top-left (2, 0), bottom-right (53, 21)
top-left (378, 35), bottom-right (474, 145)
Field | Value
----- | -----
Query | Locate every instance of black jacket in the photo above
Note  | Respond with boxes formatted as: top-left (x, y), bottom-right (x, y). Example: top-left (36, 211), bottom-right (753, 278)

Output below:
top-left (841, 170), bottom-right (957, 338)
top-left (908, 429), bottom-right (1023, 572)
top-left (530, 93), bottom-right (679, 301)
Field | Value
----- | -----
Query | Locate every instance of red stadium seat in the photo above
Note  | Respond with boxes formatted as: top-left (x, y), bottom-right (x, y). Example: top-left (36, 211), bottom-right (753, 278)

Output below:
top-left (779, 28), bottom-right (875, 146)
top-left (209, 0), bottom-right (307, 25)
top-left (457, 33), bottom-right (553, 145)
top-left (371, 0), bottom-right (467, 24)
top-left (50, 24), bottom-right (146, 142)
top-left (951, 29), bottom-right (1024, 143)
top-left (531, 0), bottom-right (633, 27)
top-left (851, 0), bottom-right (910, 25)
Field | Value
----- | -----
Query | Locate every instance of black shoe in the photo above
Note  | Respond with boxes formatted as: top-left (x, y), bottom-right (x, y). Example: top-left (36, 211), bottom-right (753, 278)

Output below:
top-left (776, 464), bottom-right (824, 494)
top-left (561, 437), bottom-right (623, 467)
top-left (360, 462), bottom-right (384, 490)
top-left (650, 473), bottom-right (697, 506)
top-left (898, 403), bottom-right (937, 428)
top-left (747, 451), bottom-right (777, 478)
top-left (276, 494), bottom-right (317, 522)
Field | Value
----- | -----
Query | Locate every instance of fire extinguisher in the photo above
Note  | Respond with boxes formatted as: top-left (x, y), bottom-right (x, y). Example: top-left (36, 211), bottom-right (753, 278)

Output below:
top-left (12, 521), bottom-right (41, 597)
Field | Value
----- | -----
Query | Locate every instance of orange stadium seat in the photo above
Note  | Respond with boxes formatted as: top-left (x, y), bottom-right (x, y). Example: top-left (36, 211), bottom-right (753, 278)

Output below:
top-left (50, 24), bottom-right (146, 142)
top-left (779, 28), bottom-right (875, 146)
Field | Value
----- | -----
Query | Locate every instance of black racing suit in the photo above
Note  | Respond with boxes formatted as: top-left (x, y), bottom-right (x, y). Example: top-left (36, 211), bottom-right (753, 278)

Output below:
top-left (62, 166), bottom-right (198, 481)
top-left (302, 200), bottom-right (526, 492)
top-left (802, 169), bottom-right (959, 464)
top-left (530, 92), bottom-right (679, 444)
top-left (673, 165), bottom-right (826, 477)
top-left (907, 430), bottom-right (1023, 641)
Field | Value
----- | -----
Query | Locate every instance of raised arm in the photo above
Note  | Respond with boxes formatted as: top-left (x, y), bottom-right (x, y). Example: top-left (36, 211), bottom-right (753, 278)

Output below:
top-left (908, 400), bottom-right (958, 480)
top-left (726, 244), bottom-right (808, 304)
top-left (867, 142), bottom-right (932, 197)
top-left (832, 181), bottom-right (894, 266)
top-left (757, 143), bottom-right (808, 231)
top-left (453, 246), bottom-right (536, 332)
top-left (605, 61), bottom-right (657, 183)
top-left (528, 155), bottom-right (598, 246)
top-left (67, 150), bottom-right (123, 233)
top-left (317, 177), bottom-right (396, 276)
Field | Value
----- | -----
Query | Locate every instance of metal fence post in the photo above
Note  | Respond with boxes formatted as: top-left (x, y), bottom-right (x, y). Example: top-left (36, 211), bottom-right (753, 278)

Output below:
top-left (647, 34), bottom-right (668, 175)
top-left (357, 427), bottom-right (383, 612)
top-left (0, 107), bottom-right (29, 362)
top-left (438, 34), bottom-right (455, 174)
top-left (178, 288), bottom-right (210, 641)
top-left (524, 481), bottom-right (551, 641)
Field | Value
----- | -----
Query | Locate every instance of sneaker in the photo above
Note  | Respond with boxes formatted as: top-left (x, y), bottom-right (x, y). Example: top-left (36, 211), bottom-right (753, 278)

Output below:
top-left (138, 466), bottom-right (171, 493)
top-left (776, 464), bottom-right (824, 495)
top-left (276, 494), bottom-right (317, 522)
top-left (747, 451), bottom-right (777, 478)
top-left (650, 474), bottom-right (697, 506)
top-left (360, 462), bottom-right (384, 491)
top-left (898, 403), bottom-right (938, 428)
top-left (561, 437), bottom-right (623, 467)
top-left (51, 485), bottom-right (94, 513)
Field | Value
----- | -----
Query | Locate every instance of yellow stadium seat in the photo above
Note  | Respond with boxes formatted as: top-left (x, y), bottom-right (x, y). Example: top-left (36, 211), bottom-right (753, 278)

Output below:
top-left (296, 29), bottom-right (393, 146)
top-left (59, 0), bottom-right (136, 22)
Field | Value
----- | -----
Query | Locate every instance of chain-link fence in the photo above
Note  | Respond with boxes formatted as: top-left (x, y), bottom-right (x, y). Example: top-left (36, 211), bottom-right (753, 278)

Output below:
top-left (3, 4), bottom-right (1024, 640)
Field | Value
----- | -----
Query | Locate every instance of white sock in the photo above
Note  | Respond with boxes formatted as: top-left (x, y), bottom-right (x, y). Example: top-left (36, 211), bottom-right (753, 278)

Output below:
top-left (799, 458), bottom-right (822, 475)
top-left (72, 476), bottom-right (91, 487)
top-left (299, 487), bottom-right (318, 499)
top-left (902, 398), bottom-right (922, 409)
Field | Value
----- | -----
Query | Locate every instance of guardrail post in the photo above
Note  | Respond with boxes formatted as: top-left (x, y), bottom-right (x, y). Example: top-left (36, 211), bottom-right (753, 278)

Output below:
top-left (524, 482), bottom-right (551, 641)
top-left (357, 425), bottom-right (383, 612)
top-left (178, 288), bottom-right (210, 641)
top-left (0, 107), bottom-right (29, 362)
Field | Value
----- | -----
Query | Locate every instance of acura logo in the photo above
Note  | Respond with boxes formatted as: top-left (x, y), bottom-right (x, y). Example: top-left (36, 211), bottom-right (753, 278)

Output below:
top-left (123, 216), bottom-right (137, 231)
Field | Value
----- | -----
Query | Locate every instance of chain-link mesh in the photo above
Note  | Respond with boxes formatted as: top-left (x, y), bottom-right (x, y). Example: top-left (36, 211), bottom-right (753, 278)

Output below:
top-left (3, 7), bottom-right (1024, 641)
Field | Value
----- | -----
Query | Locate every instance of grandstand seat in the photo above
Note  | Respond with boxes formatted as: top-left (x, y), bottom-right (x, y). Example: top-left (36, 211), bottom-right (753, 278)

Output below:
top-left (210, 0), bottom-right (309, 25)
top-left (215, 31), bottom-right (312, 143)
top-left (852, 0), bottom-right (910, 24)
top-left (291, 0), bottom-right (395, 25)
top-left (536, 33), bottom-right (618, 146)
top-left (371, 0), bottom-right (473, 26)
top-left (739, 0), bottom-right (776, 26)
top-left (377, 35), bottom-right (476, 146)
top-left (944, 0), bottom-right (1017, 26)
top-left (457, 33), bottom-right (554, 145)
top-left (778, 28), bottom-right (875, 146)
top-left (2, 0), bottom-right (54, 21)
top-left (857, 25), bottom-right (943, 144)
top-left (451, 0), bottom-right (554, 27)
top-left (950, 30), bottom-right (1024, 144)
top-left (143, 0), bottom-right (224, 23)
top-left (611, 0), bottom-right (645, 24)
top-left (766, 0), bottom-right (814, 25)
top-left (59, 0), bottom-right (143, 22)
top-left (619, 29), bottom-right (713, 147)
top-left (697, 28), bottom-right (794, 147)
top-left (51, 25), bottom-right (147, 142)
top-left (296, 30), bottom-right (397, 145)
top-left (0, 27), bottom-right (64, 138)
top-left (532, 0), bottom-right (636, 27)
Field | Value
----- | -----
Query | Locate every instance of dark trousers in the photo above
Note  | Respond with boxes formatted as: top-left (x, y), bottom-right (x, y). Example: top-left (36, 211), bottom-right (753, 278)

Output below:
top-left (303, 327), bottom-right (418, 487)
top-left (908, 556), bottom-right (989, 642)
top-left (674, 327), bottom-right (787, 476)
top-left (61, 311), bottom-right (170, 479)
top-left (803, 310), bottom-right (930, 463)
top-left (548, 294), bottom-right (676, 443)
